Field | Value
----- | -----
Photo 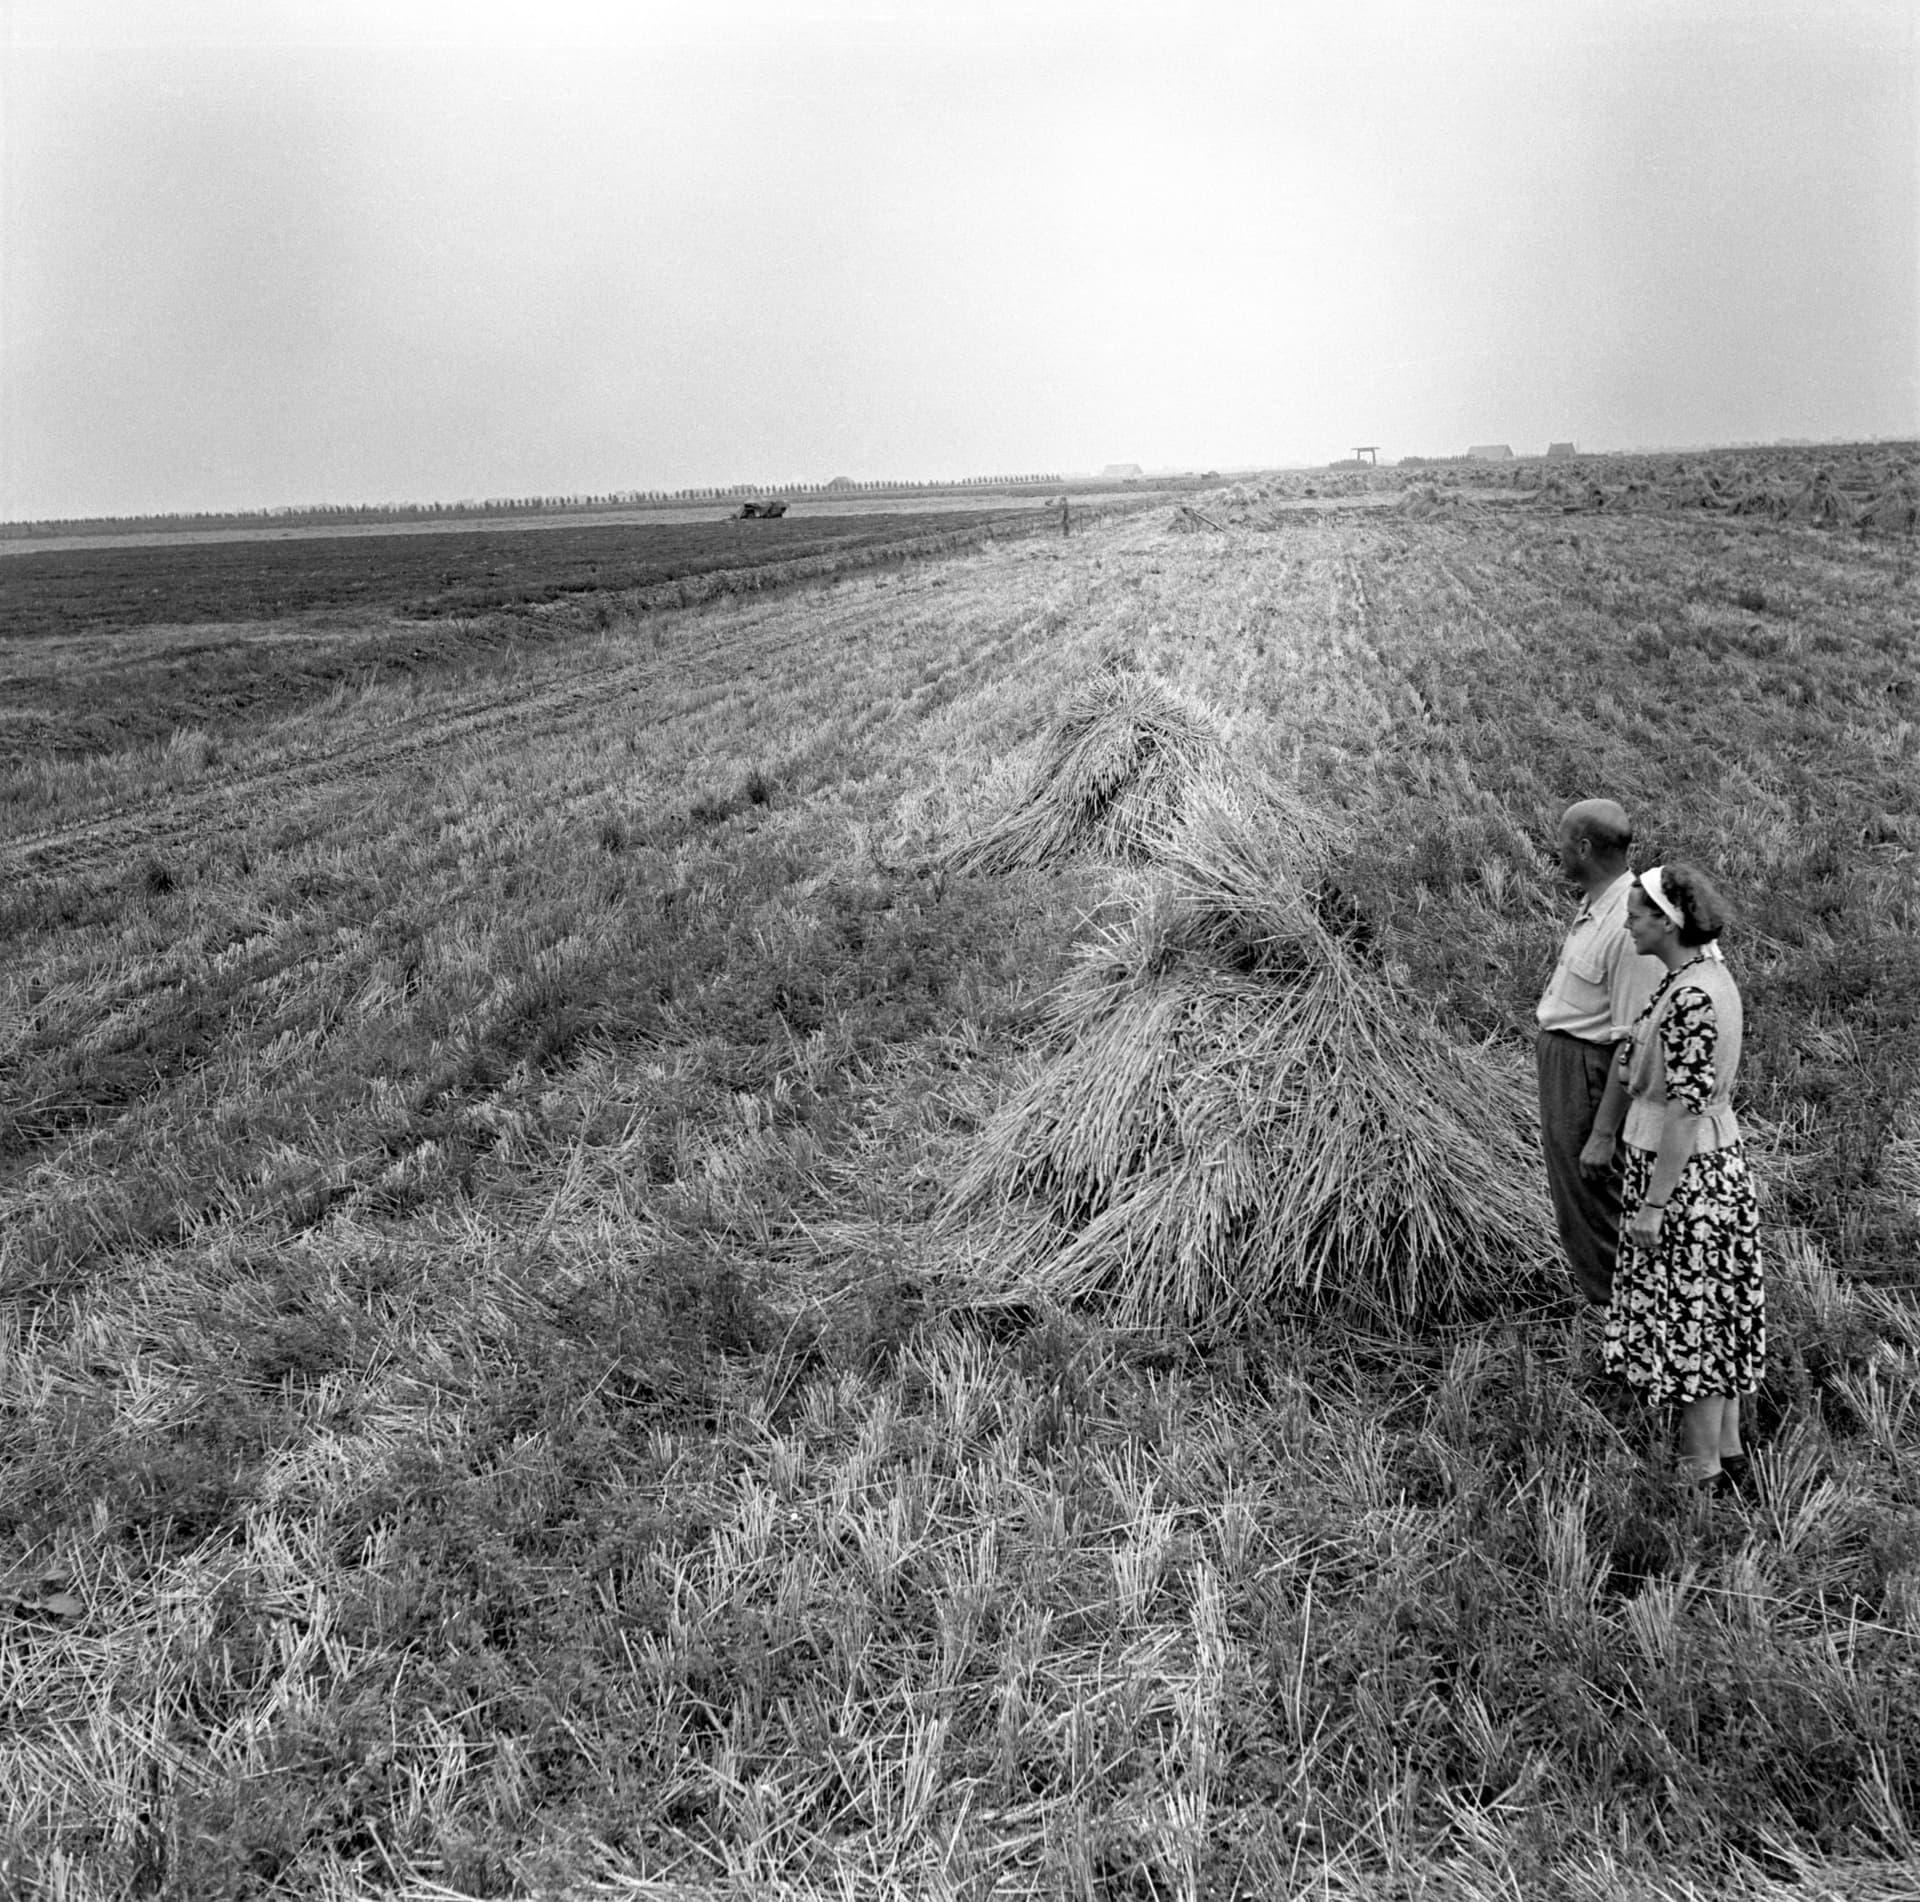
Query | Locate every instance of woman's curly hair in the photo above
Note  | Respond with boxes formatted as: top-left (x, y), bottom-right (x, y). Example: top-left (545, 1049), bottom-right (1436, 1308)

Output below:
top-left (1655, 861), bottom-right (1731, 947)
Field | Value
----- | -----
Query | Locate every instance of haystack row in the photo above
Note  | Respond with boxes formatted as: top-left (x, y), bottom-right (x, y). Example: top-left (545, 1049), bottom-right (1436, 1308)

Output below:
top-left (1531, 459), bottom-right (1917, 531)
top-left (943, 684), bottom-right (1558, 1335)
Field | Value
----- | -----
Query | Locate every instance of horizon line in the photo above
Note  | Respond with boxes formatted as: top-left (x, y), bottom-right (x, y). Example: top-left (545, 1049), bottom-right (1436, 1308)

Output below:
top-left (7, 433), bottom-right (1917, 532)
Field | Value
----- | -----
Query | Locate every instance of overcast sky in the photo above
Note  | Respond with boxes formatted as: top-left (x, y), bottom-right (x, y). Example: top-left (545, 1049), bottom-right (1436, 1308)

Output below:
top-left (3, 0), bottom-right (1915, 518)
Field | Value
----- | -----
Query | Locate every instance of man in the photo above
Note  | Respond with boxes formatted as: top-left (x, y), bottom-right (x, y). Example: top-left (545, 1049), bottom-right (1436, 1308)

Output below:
top-left (1536, 799), bottom-right (1665, 1305)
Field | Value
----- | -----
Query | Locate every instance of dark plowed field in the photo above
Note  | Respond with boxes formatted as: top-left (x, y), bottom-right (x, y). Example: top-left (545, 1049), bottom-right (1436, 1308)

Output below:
top-left (0, 509), bottom-right (1029, 639)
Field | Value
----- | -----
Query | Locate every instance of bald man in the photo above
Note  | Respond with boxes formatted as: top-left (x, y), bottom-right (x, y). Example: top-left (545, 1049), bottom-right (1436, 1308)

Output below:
top-left (1536, 799), bottom-right (1666, 1306)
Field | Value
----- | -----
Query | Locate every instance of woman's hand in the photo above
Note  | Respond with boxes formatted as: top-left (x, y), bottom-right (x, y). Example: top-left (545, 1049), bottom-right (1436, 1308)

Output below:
top-left (1626, 1201), bottom-right (1666, 1252)
top-left (1578, 1129), bottom-right (1618, 1182)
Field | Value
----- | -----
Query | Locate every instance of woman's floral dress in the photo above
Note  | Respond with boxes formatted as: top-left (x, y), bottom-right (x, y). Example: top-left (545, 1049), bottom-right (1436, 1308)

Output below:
top-left (1600, 970), bottom-right (1765, 1404)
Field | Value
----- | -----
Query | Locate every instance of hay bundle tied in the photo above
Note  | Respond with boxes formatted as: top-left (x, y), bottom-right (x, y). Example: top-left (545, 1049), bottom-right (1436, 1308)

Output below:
top-left (1781, 466), bottom-right (1857, 528)
top-left (946, 790), bottom-right (1557, 1331)
top-left (1674, 469), bottom-right (1733, 510)
top-left (1600, 478), bottom-right (1655, 511)
top-left (1731, 474), bottom-right (1792, 516)
top-left (1859, 477), bottom-right (1918, 534)
top-left (1168, 503), bottom-right (1226, 534)
top-left (1397, 485), bottom-right (1489, 523)
top-left (945, 668), bottom-right (1238, 874)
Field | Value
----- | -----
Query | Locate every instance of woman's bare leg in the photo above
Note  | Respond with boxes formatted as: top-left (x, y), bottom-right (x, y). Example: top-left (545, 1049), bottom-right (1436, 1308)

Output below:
top-left (1719, 1396), bottom-right (1743, 1460)
top-left (1678, 1396), bottom-right (1726, 1482)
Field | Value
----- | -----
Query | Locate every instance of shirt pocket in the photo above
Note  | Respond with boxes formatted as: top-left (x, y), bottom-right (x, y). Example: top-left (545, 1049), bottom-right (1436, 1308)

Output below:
top-left (1565, 943), bottom-right (1608, 989)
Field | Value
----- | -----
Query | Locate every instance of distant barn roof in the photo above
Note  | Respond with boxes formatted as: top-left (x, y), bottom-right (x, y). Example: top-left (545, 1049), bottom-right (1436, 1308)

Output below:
top-left (1466, 444), bottom-right (1515, 460)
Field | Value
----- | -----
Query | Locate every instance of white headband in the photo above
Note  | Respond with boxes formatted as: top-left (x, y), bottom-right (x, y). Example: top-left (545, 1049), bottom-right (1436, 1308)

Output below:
top-left (1638, 866), bottom-right (1725, 960)
top-left (1639, 866), bottom-right (1683, 927)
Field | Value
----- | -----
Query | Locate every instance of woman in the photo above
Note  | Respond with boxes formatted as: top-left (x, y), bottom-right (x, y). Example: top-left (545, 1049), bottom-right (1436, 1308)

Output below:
top-left (1580, 862), bottom-right (1763, 1487)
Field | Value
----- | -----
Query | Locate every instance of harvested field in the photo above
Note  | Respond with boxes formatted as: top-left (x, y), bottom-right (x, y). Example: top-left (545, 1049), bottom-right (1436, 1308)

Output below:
top-left (0, 510), bottom-right (1048, 637)
top-left (0, 509), bottom-right (1058, 763)
top-left (1512, 443), bottom-right (1920, 531)
top-left (3, 471), bottom-right (1917, 1898)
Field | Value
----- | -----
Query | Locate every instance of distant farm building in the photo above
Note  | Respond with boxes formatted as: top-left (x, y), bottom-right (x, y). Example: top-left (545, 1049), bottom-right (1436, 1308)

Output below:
top-left (1466, 444), bottom-right (1515, 461)
top-left (825, 476), bottom-right (856, 490)
top-left (1102, 463), bottom-right (1144, 479)
top-left (1547, 442), bottom-right (1578, 458)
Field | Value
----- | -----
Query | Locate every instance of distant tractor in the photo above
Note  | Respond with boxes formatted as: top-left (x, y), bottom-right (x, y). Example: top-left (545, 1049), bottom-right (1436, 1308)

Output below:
top-left (734, 499), bottom-right (789, 520)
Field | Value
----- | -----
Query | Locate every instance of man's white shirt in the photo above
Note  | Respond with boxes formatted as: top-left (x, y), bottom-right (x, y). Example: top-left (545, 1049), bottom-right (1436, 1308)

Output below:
top-left (1537, 871), bottom-right (1663, 1044)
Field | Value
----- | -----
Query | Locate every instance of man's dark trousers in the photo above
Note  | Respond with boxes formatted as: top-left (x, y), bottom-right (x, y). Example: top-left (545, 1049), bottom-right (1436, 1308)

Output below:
top-left (1536, 1028), bottom-right (1621, 1307)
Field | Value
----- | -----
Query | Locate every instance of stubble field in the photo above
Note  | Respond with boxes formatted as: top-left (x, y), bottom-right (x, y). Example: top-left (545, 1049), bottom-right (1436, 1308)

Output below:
top-left (2, 470), bottom-right (1918, 1899)
top-left (0, 509), bottom-right (1041, 762)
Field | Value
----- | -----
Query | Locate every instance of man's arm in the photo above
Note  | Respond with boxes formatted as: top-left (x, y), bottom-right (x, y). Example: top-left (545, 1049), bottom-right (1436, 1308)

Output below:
top-left (1578, 1048), bottom-right (1632, 1181)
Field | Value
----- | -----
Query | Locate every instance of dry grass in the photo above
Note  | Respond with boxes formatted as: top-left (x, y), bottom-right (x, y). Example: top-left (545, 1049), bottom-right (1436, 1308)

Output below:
top-left (947, 785), bottom-right (1557, 1332)
top-left (4, 497), bottom-right (1917, 1898)
top-left (1395, 484), bottom-right (1493, 523)
top-left (941, 666), bottom-right (1240, 874)
top-left (1519, 442), bottom-right (1918, 534)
